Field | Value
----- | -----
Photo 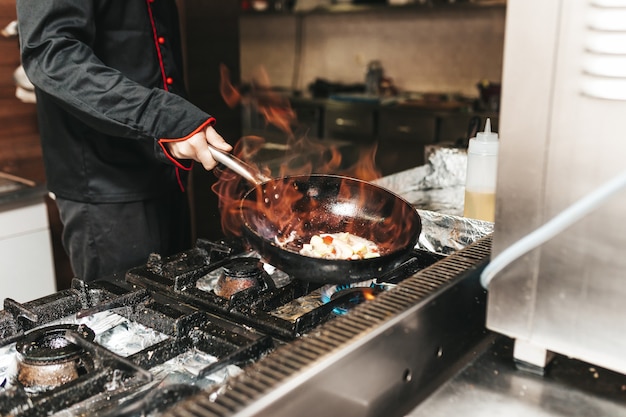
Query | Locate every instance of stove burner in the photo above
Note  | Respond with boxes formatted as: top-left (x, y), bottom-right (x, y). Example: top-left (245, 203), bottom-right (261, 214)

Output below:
top-left (16, 324), bottom-right (96, 392)
top-left (214, 258), bottom-right (265, 299)
top-left (320, 280), bottom-right (390, 315)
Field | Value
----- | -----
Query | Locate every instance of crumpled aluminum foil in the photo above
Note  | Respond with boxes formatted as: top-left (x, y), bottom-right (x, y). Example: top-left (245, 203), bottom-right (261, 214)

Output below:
top-left (374, 147), bottom-right (492, 255)
top-left (374, 148), bottom-right (467, 216)
top-left (416, 209), bottom-right (493, 255)
top-left (417, 147), bottom-right (468, 190)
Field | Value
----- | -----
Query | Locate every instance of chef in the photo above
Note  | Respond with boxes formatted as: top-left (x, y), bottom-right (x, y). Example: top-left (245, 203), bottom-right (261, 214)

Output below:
top-left (16, 0), bottom-right (233, 281)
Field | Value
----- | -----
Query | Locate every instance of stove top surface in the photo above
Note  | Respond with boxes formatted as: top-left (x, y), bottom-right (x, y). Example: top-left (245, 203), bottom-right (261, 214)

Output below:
top-left (0, 238), bottom-right (450, 416)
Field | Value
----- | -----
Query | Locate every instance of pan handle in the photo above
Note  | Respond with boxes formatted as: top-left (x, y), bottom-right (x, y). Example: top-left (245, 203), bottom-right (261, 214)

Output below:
top-left (207, 144), bottom-right (271, 185)
top-left (375, 249), bottom-right (446, 284)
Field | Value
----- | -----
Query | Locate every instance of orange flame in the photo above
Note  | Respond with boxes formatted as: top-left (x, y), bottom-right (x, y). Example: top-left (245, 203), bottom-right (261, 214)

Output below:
top-left (221, 64), bottom-right (297, 137)
top-left (213, 65), bottom-right (385, 239)
top-left (363, 290), bottom-right (376, 301)
top-left (219, 64), bottom-right (241, 109)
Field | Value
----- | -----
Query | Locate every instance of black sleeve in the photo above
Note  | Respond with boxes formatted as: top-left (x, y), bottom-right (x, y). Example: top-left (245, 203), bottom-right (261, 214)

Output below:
top-left (16, 0), bottom-right (212, 142)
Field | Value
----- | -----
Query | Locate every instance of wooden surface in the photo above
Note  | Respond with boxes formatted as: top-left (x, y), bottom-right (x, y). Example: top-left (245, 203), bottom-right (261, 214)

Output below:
top-left (0, 1), bottom-right (43, 181)
top-left (0, 1), bottom-right (74, 290)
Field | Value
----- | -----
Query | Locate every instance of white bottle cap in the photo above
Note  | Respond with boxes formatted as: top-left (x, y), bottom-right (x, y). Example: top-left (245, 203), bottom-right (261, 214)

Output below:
top-left (468, 118), bottom-right (499, 155)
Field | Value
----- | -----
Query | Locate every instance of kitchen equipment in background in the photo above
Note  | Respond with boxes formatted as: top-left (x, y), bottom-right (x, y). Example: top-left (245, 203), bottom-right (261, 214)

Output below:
top-left (332, 0), bottom-right (387, 4)
top-left (273, 0), bottom-right (296, 11)
top-left (294, 0), bottom-right (332, 12)
top-left (376, 107), bottom-right (438, 173)
top-left (476, 79), bottom-right (501, 112)
top-left (365, 60), bottom-right (383, 95)
top-left (308, 78), bottom-right (366, 98)
top-left (242, 0), bottom-right (295, 12)
top-left (364, 60), bottom-right (397, 96)
top-left (396, 91), bottom-right (474, 110)
top-left (464, 115), bottom-right (482, 146)
top-left (246, 0), bottom-right (269, 11)
top-left (487, 0), bottom-right (626, 376)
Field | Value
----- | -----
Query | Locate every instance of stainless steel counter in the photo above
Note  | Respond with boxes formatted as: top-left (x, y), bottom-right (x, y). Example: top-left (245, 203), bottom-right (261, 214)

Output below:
top-left (375, 164), bottom-right (626, 417)
top-left (406, 334), bottom-right (626, 417)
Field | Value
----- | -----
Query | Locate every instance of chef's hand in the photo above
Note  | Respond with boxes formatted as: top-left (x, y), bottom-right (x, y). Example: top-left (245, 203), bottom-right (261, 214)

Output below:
top-left (166, 126), bottom-right (233, 170)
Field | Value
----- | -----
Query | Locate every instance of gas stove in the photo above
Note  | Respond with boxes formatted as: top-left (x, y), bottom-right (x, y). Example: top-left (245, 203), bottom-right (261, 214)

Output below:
top-left (0, 235), bottom-right (491, 417)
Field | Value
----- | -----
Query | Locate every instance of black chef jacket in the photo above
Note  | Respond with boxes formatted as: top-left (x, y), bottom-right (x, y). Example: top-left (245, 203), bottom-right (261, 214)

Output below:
top-left (17, 0), bottom-right (213, 203)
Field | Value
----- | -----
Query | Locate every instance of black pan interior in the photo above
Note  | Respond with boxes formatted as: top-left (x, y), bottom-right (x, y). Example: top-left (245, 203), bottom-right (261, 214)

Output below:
top-left (239, 174), bottom-right (422, 283)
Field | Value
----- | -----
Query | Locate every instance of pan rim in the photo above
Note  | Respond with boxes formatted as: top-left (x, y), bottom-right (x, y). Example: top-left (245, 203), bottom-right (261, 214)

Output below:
top-left (239, 173), bottom-right (422, 264)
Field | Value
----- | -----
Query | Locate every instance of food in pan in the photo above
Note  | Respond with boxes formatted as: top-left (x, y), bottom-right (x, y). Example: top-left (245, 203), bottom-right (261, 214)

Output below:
top-left (299, 232), bottom-right (381, 260)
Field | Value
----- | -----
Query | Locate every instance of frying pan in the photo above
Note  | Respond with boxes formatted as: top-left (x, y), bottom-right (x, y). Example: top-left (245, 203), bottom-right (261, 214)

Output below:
top-left (209, 145), bottom-right (422, 284)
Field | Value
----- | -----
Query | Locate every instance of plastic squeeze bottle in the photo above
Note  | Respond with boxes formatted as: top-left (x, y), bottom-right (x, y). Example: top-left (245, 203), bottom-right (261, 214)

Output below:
top-left (463, 118), bottom-right (499, 222)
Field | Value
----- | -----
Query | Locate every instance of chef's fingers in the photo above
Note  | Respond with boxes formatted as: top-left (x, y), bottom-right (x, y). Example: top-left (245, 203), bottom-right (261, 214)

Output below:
top-left (205, 125), bottom-right (233, 152)
top-left (166, 132), bottom-right (219, 171)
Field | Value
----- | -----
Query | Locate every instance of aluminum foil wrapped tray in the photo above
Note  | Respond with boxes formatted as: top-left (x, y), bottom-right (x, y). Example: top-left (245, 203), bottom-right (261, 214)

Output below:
top-left (374, 147), bottom-right (493, 255)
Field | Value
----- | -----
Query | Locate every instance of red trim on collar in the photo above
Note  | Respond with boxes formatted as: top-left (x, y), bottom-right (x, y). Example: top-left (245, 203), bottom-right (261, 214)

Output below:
top-left (145, 0), bottom-right (168, 91)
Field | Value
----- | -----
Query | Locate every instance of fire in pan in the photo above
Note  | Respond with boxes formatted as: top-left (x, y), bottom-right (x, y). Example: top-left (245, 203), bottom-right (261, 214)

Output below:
top-left (209, 145), bottom-right (422, 285)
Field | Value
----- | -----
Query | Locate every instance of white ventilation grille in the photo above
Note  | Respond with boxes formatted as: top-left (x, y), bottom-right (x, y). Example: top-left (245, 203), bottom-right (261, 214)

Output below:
top-left (581, 0), bottom-right (626, 100)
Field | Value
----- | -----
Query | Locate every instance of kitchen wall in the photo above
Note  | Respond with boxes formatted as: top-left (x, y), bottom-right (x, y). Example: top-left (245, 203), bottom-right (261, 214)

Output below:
top-left (0, 0), bottom-right (43, 182)
top-left (0, 0), bottom-right (75, 290)
top-left (240, 6), bottom-right (506, 97)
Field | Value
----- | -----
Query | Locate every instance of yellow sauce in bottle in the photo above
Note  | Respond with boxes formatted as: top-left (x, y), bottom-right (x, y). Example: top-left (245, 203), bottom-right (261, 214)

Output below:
top-left (463, 190), bottom-right (495, 222)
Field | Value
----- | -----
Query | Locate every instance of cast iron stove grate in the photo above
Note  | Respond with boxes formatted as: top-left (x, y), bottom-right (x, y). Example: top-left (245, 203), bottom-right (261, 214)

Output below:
top-left (0, 237), bottom-right (449, 416)
top-left (125, 239), bottom-right (444, 340)
top-left (162, 236), bottom-right (493, 417)
top-left (0, 277), bottom-right (273, 417)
